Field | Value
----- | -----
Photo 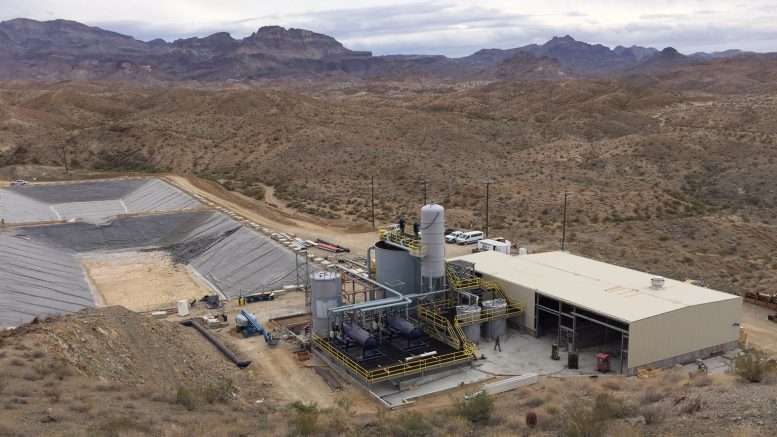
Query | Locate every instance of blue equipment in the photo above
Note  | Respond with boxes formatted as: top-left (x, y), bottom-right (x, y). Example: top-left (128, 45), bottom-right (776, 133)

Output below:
top-left (236, 309), bottom-right (278, 345)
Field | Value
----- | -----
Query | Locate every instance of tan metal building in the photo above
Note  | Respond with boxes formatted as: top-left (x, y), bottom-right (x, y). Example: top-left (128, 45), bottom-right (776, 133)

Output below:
top-left (450, 251), bottom-right (742, 374)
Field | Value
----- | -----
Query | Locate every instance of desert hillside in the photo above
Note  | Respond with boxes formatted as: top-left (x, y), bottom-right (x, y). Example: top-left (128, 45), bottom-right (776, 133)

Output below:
top-left (2, 66), bottom-right (777, 297)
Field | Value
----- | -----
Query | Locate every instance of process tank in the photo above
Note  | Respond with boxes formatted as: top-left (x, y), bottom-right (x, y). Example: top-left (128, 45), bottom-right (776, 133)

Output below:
top-left (457, 304), bottom-right (482, 343)
top-left (374, 240), bottom-right (421, 294)
top-left (481, 299), bottom-right (507, 340)
top-left (421, 203), bottom-right (446, 291)
top-left (310, 271), bottom-right (341, 335)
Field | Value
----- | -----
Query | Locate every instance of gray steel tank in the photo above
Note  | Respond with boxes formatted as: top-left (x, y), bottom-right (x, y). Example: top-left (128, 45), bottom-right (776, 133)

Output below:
top-left (344, 322), bottom-right (378, 350)
top-left (374, 240), bottom-right (420, 294)
top-left (481, 299), bottom-right (507, 340)
top-left (457, 304), bottom-right (481, 343)
top-left (310, 271), bottom-right (341, 335)
top-left (388, 314), bottom-right (423, 341)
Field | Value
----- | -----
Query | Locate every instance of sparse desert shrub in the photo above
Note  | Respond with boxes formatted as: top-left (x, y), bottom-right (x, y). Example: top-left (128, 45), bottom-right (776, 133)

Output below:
top-left (523, 395), bottom-right (545, 408)
top-left (687, 372), bottom-right (713, 387)
top-left (9, 358), bottom-right (25, 367)
top-left (289, 401), bottom-right (319, 436)
top-left (393, 411), bottom-right (433, 437)
top-left (592, 391), bottom-right (636, 419)
top-left (175, 386), bottom-right (200, 411)
top-left (600, 378), bottom-right (622, 391)
top-left (455, 391), bottom-right (494, 423)
top-left (640, 386), bottom-right (666, 404)
top-left (30, 350), bottom-right (45, 359)
top-left (733, 349), bottom-right (777, 383)
top-left (68, 401), bottom-right (91, 413)
top-left (21, 371), bottom-right (42, 381)
top-left (100, 415), bottom-right (150, 436)
top-left (561, 397), bottom-right (605, 437)
top-left (680, 396), bottom-right (704, 415)
top-left (200, 379), bottom-right (234, 403)
top-left (641, 403), bottom-right (667, 425)
top-left (43, 387), bottom-right (61, 403)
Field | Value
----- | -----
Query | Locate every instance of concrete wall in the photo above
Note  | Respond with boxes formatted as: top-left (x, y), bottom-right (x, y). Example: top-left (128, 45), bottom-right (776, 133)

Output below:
top-left (628, 297), bottom-right (742, 369)
top-left (480, 272), bottom-right (537, 335)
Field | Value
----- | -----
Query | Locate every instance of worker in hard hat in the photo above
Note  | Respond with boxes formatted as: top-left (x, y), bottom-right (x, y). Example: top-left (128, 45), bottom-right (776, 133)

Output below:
top-left (398, 216), bottom-right (406, 235)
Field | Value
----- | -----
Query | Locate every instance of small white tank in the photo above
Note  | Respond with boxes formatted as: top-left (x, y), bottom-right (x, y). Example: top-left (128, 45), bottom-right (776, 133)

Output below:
top-left (177, 299), bottom-right (190, 316)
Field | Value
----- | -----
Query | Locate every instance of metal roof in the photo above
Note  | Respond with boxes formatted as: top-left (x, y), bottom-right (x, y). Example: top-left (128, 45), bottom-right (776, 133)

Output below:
top-left (449, 251), bottom-right (740, 323)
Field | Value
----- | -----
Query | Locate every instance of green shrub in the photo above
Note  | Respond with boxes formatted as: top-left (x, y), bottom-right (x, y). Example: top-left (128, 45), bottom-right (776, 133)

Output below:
top-left (392, 411), bottom-right (433, 437)
top-left (733, 349), bottom-right (777, 383)
top-left (200, 379), bottom-right (234, 403)
top-left (455, 391), bottom-right (494, 423)
top-left (175, 386), bottom-right (200, 411)
top-left (289, 401), bottom-right (319, 436)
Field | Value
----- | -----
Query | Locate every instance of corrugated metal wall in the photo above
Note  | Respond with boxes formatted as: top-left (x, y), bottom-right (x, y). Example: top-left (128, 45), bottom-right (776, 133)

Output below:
top-left (628, 298), bottom-right (742, 369)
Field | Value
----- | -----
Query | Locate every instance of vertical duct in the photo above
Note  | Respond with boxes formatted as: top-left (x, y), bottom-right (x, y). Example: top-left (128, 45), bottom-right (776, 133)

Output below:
top-left (421, 203), bottom-right (446, 291)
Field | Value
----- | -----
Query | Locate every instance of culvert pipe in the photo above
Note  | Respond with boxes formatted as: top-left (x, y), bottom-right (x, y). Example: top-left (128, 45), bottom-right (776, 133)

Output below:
top-left (180, 319), bottom-right (251, 368)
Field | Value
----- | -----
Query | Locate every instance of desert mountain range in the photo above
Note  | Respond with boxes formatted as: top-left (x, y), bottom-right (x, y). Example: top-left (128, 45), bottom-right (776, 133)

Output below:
top-left (0, 18), bottom-right (764, 82)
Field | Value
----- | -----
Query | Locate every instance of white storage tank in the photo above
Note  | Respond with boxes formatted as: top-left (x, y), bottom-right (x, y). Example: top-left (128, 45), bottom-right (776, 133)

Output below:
top-left (457, 304), bottom-right (482, 343)
top-left (481, 299), bottom-right (507, 340)
top-left (177, 299), bottom-right (190, 316)
top-left (310, 271), bottom-right (342, 335)
top-left (421, 203), bottom-right (446, 291)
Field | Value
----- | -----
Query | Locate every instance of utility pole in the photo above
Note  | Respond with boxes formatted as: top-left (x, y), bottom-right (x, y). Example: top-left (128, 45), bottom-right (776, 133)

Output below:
top-left (61, 142), bottom-right (69, 173)
top-left (420, 180), bottom-right (428, 205)
top-left (371, 176), bottom-right (375, 228)
top-left (561, 192), bottom-right (572, 251)
top-left (483, 179), bottom-right (494, 237)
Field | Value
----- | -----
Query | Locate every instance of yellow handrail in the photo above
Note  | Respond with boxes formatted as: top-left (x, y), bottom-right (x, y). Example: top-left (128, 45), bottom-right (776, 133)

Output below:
top-left (312, 334), bottom-right (474, 383)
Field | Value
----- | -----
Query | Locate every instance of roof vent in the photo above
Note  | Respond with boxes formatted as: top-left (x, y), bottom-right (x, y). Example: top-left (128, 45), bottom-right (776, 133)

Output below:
top-left (650, 277), bottom-right (665, 289)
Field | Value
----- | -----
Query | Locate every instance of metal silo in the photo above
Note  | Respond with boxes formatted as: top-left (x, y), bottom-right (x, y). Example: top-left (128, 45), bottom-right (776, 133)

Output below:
top-left (421, 203), bottom-right (446, 291)
top-left (481, 299), bottom-right (507, 340)
top-left (310, 271), bottom-right (341, 335)
top-left (374, 240), bottom-right (421, 294)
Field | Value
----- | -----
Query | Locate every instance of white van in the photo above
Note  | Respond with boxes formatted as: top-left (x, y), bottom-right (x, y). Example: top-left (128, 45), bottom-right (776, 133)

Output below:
top-left (445, 231), bottom-right (462, 243)
top-left (456, 231), bottom-right (484, 245)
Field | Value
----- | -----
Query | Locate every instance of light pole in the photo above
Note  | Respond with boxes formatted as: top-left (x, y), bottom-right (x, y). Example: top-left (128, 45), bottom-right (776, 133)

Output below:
top-left (561, 192), bottom-right (572, 251)
top-left (483, 179), bottom-right (494, 237)
top-left (420, 180), bottom-right (428, 205)
top-left (371, 175), bottom-right (375, 228)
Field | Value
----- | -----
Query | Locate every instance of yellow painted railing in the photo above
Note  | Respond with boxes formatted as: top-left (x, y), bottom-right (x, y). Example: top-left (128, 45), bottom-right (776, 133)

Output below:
top-left (444, 262), bottom-right (526, 319)
top-left (312, 334), bottom-right (474, 383)
top-left (377, 227), bottom-right (426, 257)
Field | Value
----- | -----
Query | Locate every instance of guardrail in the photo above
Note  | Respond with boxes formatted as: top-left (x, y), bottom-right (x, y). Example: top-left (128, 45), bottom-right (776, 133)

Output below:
top-left (312, 334), bottom-right (474, 383)
top-left (377, 227), bottom-right (427, 257)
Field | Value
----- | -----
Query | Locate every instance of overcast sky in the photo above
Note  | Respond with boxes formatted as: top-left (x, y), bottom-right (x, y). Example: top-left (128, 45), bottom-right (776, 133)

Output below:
top-left (1, 1), bottom-right (775, 56)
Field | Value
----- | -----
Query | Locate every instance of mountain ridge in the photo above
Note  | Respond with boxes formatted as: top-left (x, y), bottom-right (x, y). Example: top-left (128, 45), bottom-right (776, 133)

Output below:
top-left (0, 18), bottom-right (768, 82)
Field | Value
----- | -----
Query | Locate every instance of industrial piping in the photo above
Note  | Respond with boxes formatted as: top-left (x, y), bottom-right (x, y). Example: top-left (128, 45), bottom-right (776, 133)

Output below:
top-left (180, 319), bottom-right (251, 368)
top-left (328, 263), bottom-right (412, 313)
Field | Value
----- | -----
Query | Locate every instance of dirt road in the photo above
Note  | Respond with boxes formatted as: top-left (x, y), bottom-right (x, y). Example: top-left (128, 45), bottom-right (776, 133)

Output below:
top-left (740, 302), bottom-right (777, 355)
top-left (165, 174), bottom-right (378, 257)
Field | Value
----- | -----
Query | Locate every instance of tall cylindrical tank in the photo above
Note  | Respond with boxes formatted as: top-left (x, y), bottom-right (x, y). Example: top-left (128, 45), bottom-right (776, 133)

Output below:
top-left (457, 304), bottom-right (481, 343)
top-left (421, 203), bottom-right (446, 291)
top-left (375, 240), bottom-right (421, 294)
top-left (310, 271), bottom-right (341, 335)
top-left (481, 299), bottom-right (507, 340)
